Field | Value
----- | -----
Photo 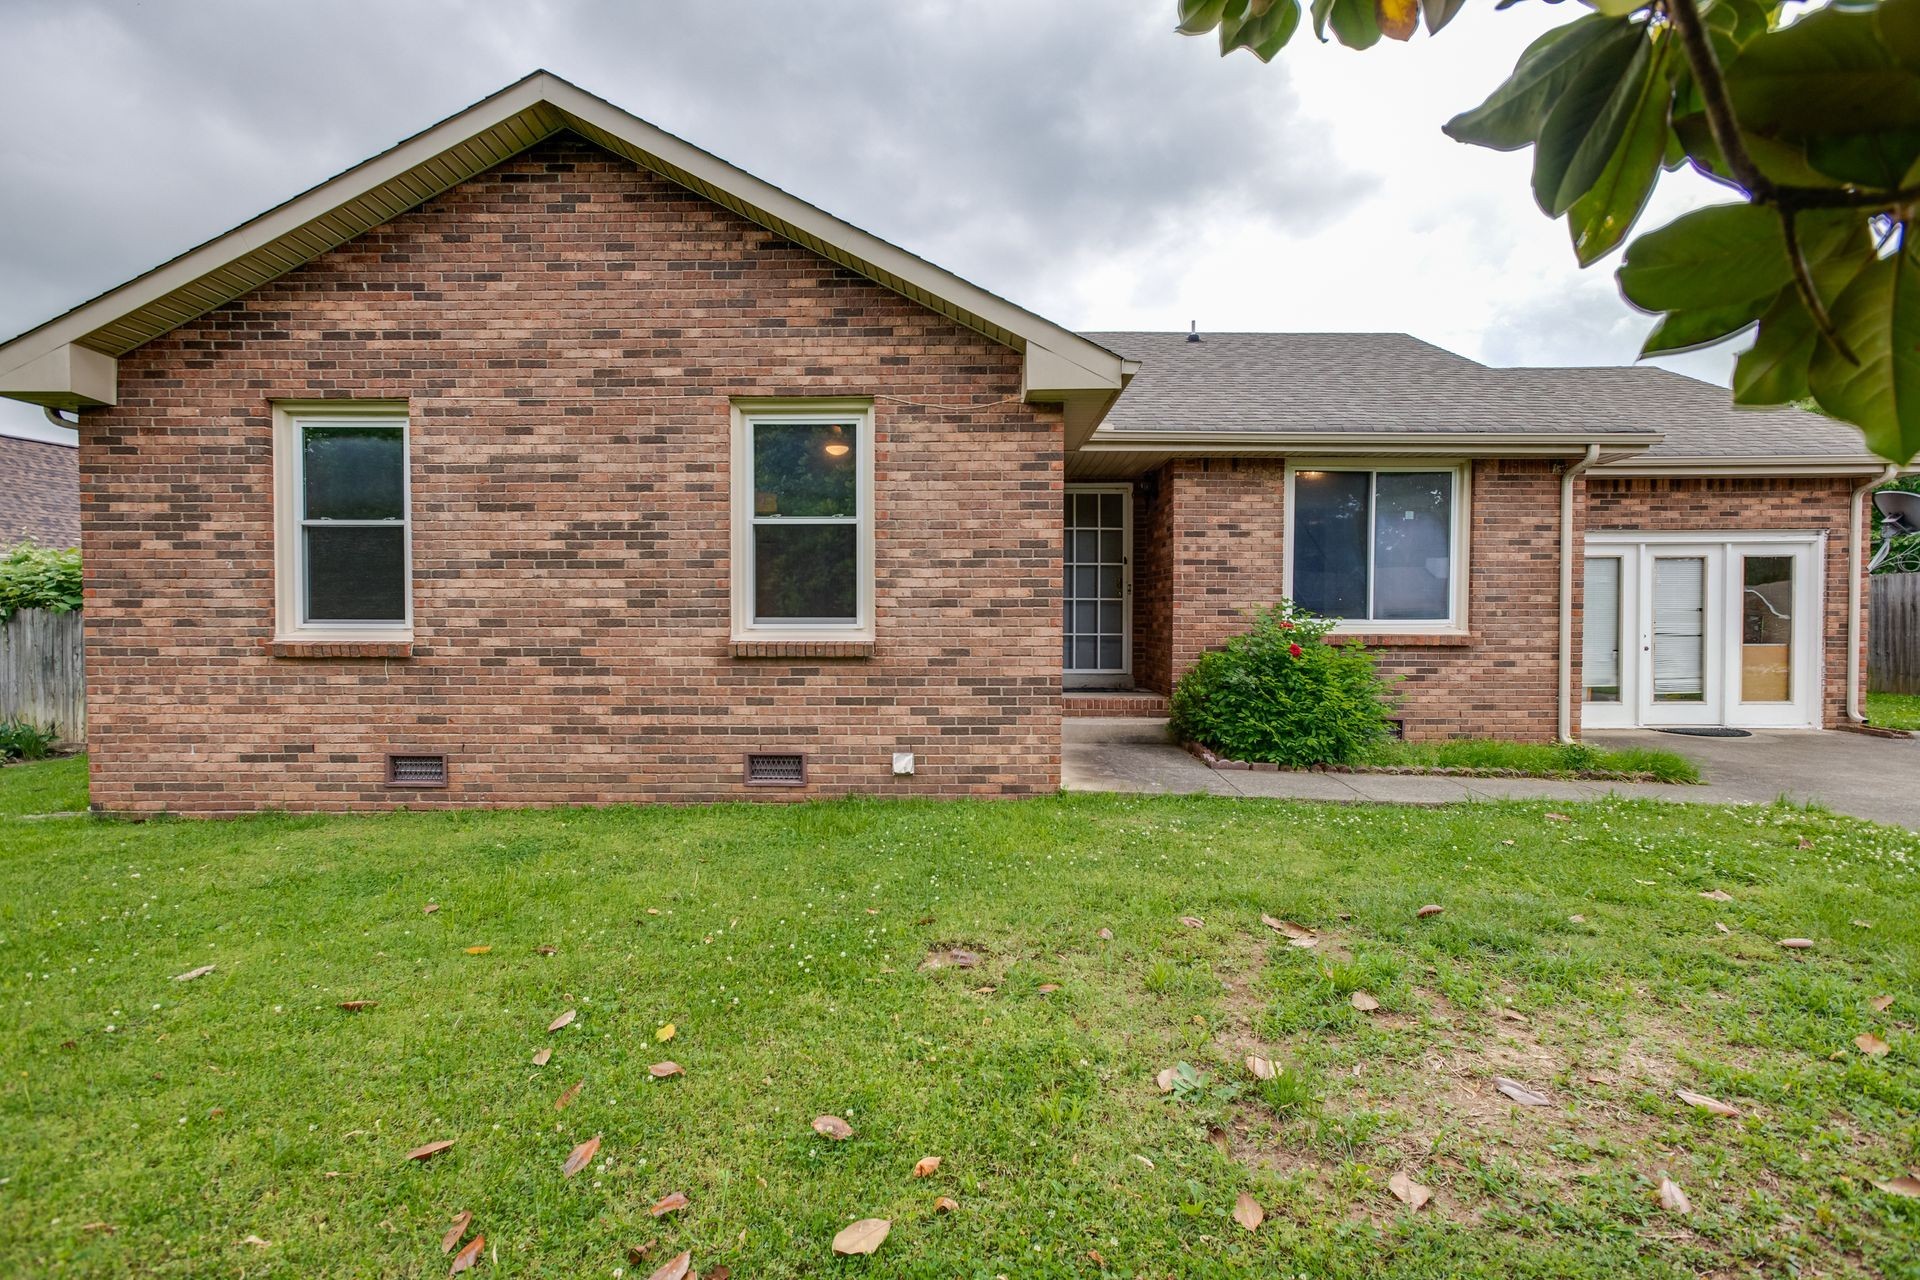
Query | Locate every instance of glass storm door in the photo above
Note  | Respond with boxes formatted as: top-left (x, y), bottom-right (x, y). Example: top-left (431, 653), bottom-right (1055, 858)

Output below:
top-left (1063, 486), bottom-right (1131, 688)
top-left (1727, 542), bottom-right (1818, 728)
top-left (1640, 548), bottom-right (1723, 726)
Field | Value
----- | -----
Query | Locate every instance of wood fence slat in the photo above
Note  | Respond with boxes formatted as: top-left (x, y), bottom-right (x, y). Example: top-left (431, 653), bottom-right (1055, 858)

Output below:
top-left (1870, 573), bottom-right (1920, 696)
top-left (0, 609), bottom-right (85, 742)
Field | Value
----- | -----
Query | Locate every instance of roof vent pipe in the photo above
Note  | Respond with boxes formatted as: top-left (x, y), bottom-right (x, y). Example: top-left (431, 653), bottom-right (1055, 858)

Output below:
top-left (1187, 321), bottom-right (1201, 343)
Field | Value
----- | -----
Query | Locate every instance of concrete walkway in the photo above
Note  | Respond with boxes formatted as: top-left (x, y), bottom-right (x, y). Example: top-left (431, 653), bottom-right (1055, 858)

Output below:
top-left (1062, 718), bottom-right (1920, 830)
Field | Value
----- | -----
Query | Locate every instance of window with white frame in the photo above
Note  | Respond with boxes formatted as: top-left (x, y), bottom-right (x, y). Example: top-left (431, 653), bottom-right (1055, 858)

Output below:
top-left (1287, 464), bottom-right (1466, 628)
top-left (273, 404), bottom-right (411, 639)
top-left (731, 401), bottom-right (874, 640)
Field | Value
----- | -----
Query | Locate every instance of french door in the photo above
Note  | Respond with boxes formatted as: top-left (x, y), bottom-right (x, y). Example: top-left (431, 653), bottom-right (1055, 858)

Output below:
top-left (1063, 485), bottom-right (1131, 688)
top-left (1584, 535), bottom-right (1821, 730)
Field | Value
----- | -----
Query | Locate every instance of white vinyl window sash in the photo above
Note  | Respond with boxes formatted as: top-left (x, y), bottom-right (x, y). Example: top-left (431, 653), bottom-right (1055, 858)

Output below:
top-left (1284, 462), bottom-right (1468, 632)
top-left (272, 403), bottom-right (413, 642)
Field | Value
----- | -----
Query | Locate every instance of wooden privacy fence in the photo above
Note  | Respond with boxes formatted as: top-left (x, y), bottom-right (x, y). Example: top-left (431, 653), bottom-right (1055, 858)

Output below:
top-left (0, 608), bottom-right (84, 741)
top-left (1870, 572), bottom-right (1920, 696)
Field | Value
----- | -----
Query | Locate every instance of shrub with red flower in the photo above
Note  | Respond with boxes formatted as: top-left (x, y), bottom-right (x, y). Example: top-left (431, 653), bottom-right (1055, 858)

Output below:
top-left (1287, 643), bottom-right (1304, 658)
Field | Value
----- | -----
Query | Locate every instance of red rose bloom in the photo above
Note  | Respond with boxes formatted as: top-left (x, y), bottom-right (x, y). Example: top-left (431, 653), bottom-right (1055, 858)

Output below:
top-left (1280, 620), bottom-right (1295, 630)
top-left (1288, 643), bottom-right (1303, 658)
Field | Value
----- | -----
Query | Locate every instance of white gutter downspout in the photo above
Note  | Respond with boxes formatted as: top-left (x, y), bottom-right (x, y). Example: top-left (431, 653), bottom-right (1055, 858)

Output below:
top-left (1559, 445), bottom-right (1604, 744)
top-left (1847, 463), bottom-right (1901, 726)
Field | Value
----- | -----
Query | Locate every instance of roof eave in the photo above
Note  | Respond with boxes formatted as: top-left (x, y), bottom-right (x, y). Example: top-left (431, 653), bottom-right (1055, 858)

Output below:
top-left (1599, 455), bottom-right (1908, 477)
top-left (1075, 429), bottom-right (1660, 459)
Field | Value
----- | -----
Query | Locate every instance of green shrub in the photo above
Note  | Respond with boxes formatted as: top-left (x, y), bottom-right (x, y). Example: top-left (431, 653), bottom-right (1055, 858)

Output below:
top-left (1169, 601), bottom-right (1395, 767)
top-left (0, 720), bottom-right (57, 761)
top-left (0, 540), bottom-right (82, 620)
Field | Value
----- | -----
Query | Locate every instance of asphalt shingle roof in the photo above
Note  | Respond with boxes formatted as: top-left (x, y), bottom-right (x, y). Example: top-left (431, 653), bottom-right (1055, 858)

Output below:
top-left (1081, 331), bottom-right (1873, 461)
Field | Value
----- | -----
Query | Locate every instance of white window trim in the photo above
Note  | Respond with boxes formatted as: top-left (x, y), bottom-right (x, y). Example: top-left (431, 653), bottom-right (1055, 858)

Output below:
top-left (272, 401), bottom-right (413, 643)
top-left (1282, 458), bottom-right (1472, 635)
top-left (729, 398), bottom-right (876, 643)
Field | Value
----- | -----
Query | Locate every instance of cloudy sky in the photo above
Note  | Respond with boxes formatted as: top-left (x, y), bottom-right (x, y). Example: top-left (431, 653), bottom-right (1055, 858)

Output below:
top-left (0, 0), bottom-right (1734, 444)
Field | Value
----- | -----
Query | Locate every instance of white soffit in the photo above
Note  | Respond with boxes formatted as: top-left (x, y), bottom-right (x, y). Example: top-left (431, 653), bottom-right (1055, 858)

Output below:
top-left (0, 71), bottom-right (1129, 411)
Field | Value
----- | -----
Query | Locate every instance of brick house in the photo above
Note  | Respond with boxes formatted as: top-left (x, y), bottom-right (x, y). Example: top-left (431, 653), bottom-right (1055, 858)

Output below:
top-left (0, 73), bottom-right (1898, 815)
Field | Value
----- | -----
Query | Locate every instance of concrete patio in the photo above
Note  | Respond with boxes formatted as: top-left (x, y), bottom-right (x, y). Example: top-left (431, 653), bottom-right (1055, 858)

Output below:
top-left (1062, 718), bottom-right (1920, 830)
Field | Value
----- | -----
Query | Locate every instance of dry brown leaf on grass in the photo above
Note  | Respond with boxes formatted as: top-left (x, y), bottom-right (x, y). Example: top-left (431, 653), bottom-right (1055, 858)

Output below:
top-left (172, 965), bottom-right (215, 982)
top-left (655, 1023), bottom-right (676, 1043)
top-left (406, 1140), bottom-right (456, 1162)
top-left (1416, 904), bottom-right (1444, 919)
top-left (464, 946), bottom-right (492, 955)
top-left (1871, 994), bottom-right (1895, 1013)
top-left (1388, 1172), bottom-right (1432, 1210)
top-left (441, 1211), bottom-right (472, 1253)
top-left (1037, 983), bottom-right (1061, 995)
top-left (1232, 1192), bottom-right (1264, 1231)
top-left (626, 1241), bottom-right (657, 1265)
top-left (1778, 938), bottom-right (1815, 950)
top-left (1545, 812), bottom-right (1571, 822)
top-left (812, 1114), bottom-right (854, 1140)
top-left (1349, 992), bottom-right (1380, 1013)
top-left (934, 1195), bottom-right (958, 1214)
top-left (1851, 918), bottom-right (1873, 929)
top-left (646, 1250), bottom-right (691, 1280)
top-left (649, 1061), bottom-right (683, 1079)
top-left (650, 1191), bottom-right (689, 1217)
top-left (531, 1048), bottom-right (552, 1067)
top-left (1096, 927), bottom-right (1113, 940)
top-left (448, 1236), bottom-right (484, 1276)
top-left (1178, 915), bottom-right (1205, 929)
top-left (704, 1266), bottom-right (732, 1280)
top-left (535, 944), bottom-right (557, 955)
top-left (1260, 914), bottom-right (1316, 942)
top-left (1494, 1077), bottom-right (1551, 1107)
top-left (1699, 889), bottom-right (1733, 902)
top-left (1245, 1055), bottom-right (1277, 1080)
top-left (913, 1156), bottom-right (942, 1178)
top-left (1657, 1176), bottom-right (1692, 1215)
top-left (239, 1234), bottom-right (271, 1248)
top-left (547, 1009), bottom-right (576, 1033)
top-left (1676, 1089), bottom-right (1741, 1118)
top-left (1714, 921), bottom-right (1731, 934)
top-left (554, 1080), bottom-right (583, 1110)
top-left (561, 1134), bottom-right (601, 1177)
top-left (338, 1000), bottom-right (378, 1012)
top-left (831, 1219), bottom-right (891, 1256)
top-left (423, 903), bottom-right (440, 914)
top-left (1856, 1032), bottom-right (1891, 1057)
top-left (1874, 1173), bottom-right (1920, 1198)
top-left (1155, 1067), bottom-right (1178, 1093)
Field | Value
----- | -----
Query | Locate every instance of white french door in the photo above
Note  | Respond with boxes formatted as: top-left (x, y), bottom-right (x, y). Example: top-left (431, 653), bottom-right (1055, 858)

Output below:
top-left (1584, 534), bottom-right (1821, 730)
top-left (1063, 485), bottom-right (1132, 689)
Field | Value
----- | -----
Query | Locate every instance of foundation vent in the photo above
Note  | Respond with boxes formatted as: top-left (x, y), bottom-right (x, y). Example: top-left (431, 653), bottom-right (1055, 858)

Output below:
top-left (744, 752), bottom-right (806, 787)
top-left (386, 753), bottom-right (449, 788)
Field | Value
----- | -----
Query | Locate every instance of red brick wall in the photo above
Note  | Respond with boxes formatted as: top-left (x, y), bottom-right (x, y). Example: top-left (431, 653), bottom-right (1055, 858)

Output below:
top-left (1585, 474), bottom-right (1861, 728)
top-left (1129, 465), bottom-right (1174, 695)
top-left (80, 137), bottom-right (1063, 815)
top-left (1134, 458), bottom-right (1568, 742)
top-left (0, 434), bottom-right (80, 547)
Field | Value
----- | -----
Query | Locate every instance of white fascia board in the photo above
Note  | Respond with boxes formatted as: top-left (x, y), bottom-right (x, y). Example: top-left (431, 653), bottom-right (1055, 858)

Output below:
top-left (1599, 456), bottom-right (1903, 477)
top-left (1077, 430), bottom-right (1661, 456)
top-left (0, 344), bottom-right (118, 408)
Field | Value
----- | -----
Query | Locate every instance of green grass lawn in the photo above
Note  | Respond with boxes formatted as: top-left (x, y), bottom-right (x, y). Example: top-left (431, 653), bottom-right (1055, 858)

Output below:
top-left (1362, 739), bottom-right (1700, 783)
top-left (2, 758), bottom-right (1916, 1278)
top-left (1868, 691), bottom-right (1920, 732)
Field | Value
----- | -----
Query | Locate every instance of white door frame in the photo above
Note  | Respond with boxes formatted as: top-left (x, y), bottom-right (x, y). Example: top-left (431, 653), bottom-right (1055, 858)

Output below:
top-left (1063, 483), bottom-right (1133, 689)
top-left (1584, 532), bottom-right (1824, 730)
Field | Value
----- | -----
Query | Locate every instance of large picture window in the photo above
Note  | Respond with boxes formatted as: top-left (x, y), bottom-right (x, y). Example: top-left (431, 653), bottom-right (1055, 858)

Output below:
top-left (731, 401), bottom-right (874, 640)
top-left (273, 404), bottom-right (411, 640)
top-left (1287, 464), bottom-right (1465, 629)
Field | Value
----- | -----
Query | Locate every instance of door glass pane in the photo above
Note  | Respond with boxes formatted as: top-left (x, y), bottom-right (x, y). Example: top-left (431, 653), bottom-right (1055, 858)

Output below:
top-left (1741, 555), bottom-right (1794, 702)
top-left (753, 523), bottom-right (856, 621)
top-left (303, 426), bottom-right (404, 519)
top-left (1098, 637), bottom-right (1122, 669)
top-left (305, 525), bottom-right (406, 622)
top-left (752, 421), bottom-right (857, 517)
top-left (1583, 557), bottom-right (1621, 703)
top-left (1372, 471), bottom-right (1453, 620)
top-left (1099, 492), bottom-right (1122, 526)
top-left (1292, 471), bottom-right (1369, 618)
top-left (1651, 557), bottom-right (1707, 702)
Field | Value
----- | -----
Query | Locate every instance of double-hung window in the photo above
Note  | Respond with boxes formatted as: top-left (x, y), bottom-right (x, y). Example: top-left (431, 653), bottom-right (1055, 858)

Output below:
top-left (730, 400), bottom-right (874, 641)
top-left (273, 403), bottom-right (411, 640)
top-left (1286, 463), bottom-right (1467, 630)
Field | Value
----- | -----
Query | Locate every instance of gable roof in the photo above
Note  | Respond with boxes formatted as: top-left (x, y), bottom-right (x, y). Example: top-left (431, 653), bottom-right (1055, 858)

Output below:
top-left (0, 71), bottom-right (1132, 441)
top-left (1071, 331), bottom-right (1885, 478)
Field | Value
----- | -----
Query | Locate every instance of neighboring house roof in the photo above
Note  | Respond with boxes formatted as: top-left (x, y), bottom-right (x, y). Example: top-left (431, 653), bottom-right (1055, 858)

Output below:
top-left (1072, 331), bottom-right (1884, 478)
top-left (0, 431), bottom-right (80, 548)
top-left (0, 70), bottom-right (1132, 447)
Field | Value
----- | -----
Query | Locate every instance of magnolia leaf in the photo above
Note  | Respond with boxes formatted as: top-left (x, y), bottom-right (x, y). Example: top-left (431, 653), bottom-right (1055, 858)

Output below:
top-left (1377, 0), bottom-right (1418, 41)
top-left (1327, 0), bottom-right (1380, 49)
top-left (547, 1009), bottom-right (576, 1033)
top-left (1726, 5), bottom-right (1920, 139)
top-left (1225, 0), bottom-right (1303, 60)
top-left (1416, 904), bottom-right (1444, 918)
top-left (813, 1114), bottom-right (855, 1140)
top-left (531, 1047), bottom-right (552, 1067)
top-left (913, 1155), bottom-right (943, 1177)
top-left (1311, 0), bottom-right (1336, 40)
top-left (1350, 991), bottom-right (1381, 1012)
top-left (1582, 0), bottom-right (1644, 15)
top-left (1388, 1171), bottom-right (1433, 1209)
top-left (1699, 889), bottom-right (1734, 902)
top-left (1568, 32), bottom-right (1672, 265)
top-left (338, 1000), bottom-right (378, 1012)
top-left (647, 1250), bottom-right (692, 1280)
top-left (561, 1134), bottom-right (601, 1177)
top-left (407, 1139), bottom-right (456, 1162)
top-left (1855, 1032), bottom-right (1891, 1057)
top-left (649, 1061), bottom-right (683, 1079)
top-left (1156, 1066), bottom-right (1179, 1093)
top-left (464, 945), bottom-right (491, 955)
top-left (1448, 17), bottom-right (1640, 151)
top-left (1420, 0), bottom-right (1466, 34)
top-left (448, 1235), bottom-right (485, 1277)
top-left (554, 1080), bottom-right (583, 1111)
top-left (1495, 1076), bottom-right (1552, 1107)
top-left (935, 1195), bottom-right (959, 1213)
top-left (1876, 1173), bottom-right (1920, 1198)
top-left (1177, 0), bottom-right (1234, 34)
top-left (1810, 246), bottom-right (1920, 464)
top-left (441, 1211), bottom-right (473, 1254)
top-left (831, 1218), bottom-right (891, 1257)
top-left (654, 1023), bottom-right (676, 1043)
top-left (172, 965), bottom-right (215, 982)
top-left (650, 1191), bottom-right (689, 1217)
top-left (1676, 1088), bottom-right (1741, 1118)
top-left (1233, 1191), bottom-right (1266, 1231)
top-left (1619, 203), bottom-right (1856, 313)
top-left (1657, 1176), bottom-right (1692, 1214)
top-left (1246, 1054), bottom-right (1279, 1080)
top-left (1179, 915), bottom-right (1205, 928)
top-left (1777, 937), bottom-right (1816, 950)
top-left (1871, 994), bottom-right (1895, 1013)
top-left (1535, 26), bottom-right (1653, 216)
top-left (1806, 130), bottom-right (1920, 188)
